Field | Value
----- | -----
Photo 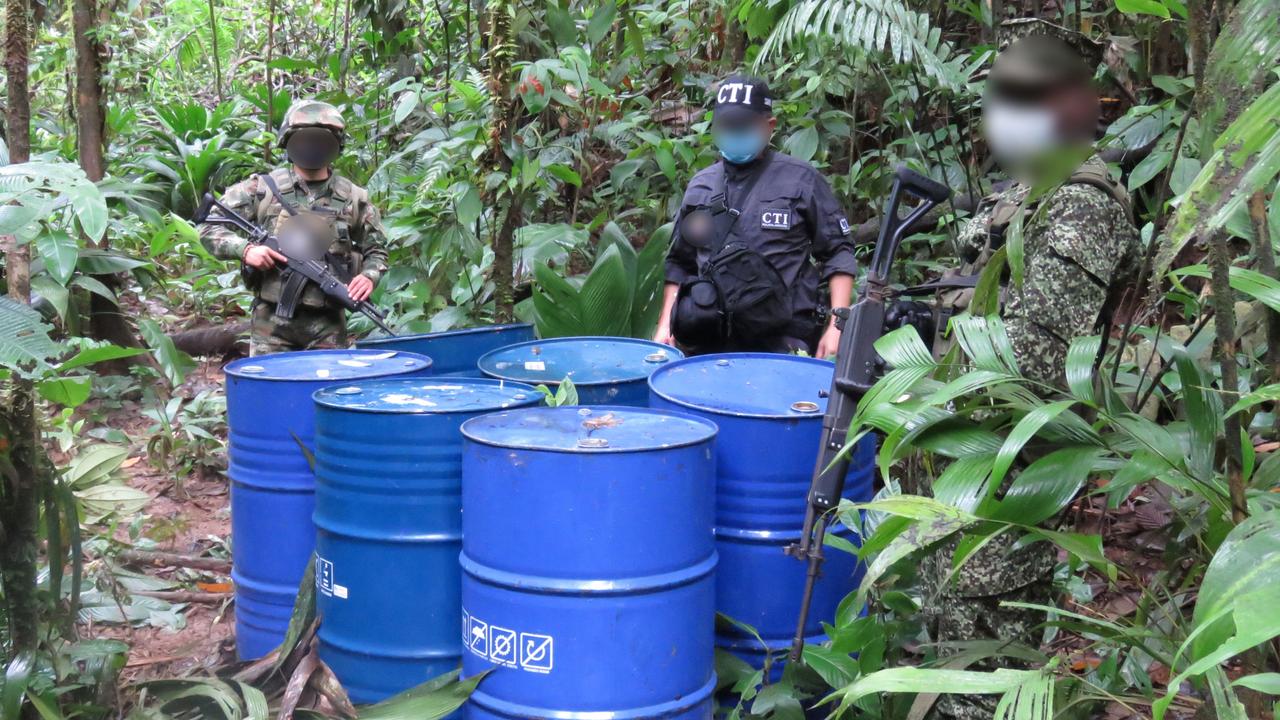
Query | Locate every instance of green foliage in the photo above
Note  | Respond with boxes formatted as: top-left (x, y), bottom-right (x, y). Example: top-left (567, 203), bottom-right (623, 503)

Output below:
top-left (759, 0), bottom-right (967, 91)
top-left (530, 222), bottom-right (671, 338)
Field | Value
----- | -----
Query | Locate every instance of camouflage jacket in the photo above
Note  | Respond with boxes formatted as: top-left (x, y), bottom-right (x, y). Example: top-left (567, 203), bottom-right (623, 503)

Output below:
top-left (199, 167), bottom-right (389, 305)
top-left (955, 156), bottom-right (1140, 386)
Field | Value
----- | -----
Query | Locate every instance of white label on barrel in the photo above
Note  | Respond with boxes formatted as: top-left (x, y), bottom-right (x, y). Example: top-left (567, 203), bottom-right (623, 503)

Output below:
top-left (462, 608), bottom-right (554, 674)
top-left (523, 361), bottom-right (546, 371)
top-left (317, 557), bottom-right (335, 596)
top-left (333, 584), bottom-right (348, 599)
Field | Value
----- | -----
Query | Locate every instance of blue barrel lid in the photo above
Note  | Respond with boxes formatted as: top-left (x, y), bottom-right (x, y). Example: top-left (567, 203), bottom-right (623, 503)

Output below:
top-left (461, 406), bottom-right (716, 453)
top-left (477, 337), bottom-right (682, 386)
top-left (358, 322), bottom-right (534, 347)
top-left (648, 352), bottom-right (835, 419)
top-left (225, 349), bottom-right (431, 381)
top-left (313, 377), bottom-right (541, 414)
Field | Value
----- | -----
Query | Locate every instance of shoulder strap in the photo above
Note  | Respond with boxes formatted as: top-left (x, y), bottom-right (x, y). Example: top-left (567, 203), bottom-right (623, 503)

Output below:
top-left (258, 172), bottom-right (299, 217)
top-left (986, 164), bottom-right (1135, 239)
top-left (1067, 165), bottom-right (1135, 224)
top-left (709, 157), bottom-right (769, 255)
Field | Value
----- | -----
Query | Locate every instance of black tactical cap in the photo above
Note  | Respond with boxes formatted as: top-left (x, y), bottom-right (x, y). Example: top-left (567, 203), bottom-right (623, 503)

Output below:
top-left (712, 74), bottom-right (773, 127)
top-left (988, 34), bottom-right (1096, 97)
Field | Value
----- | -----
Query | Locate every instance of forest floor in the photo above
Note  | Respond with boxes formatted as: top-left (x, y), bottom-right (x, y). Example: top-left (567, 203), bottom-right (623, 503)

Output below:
top-left (76, 352), bottom-right (1184, 716)
top-left (82, 358), bottom-right (238, 684)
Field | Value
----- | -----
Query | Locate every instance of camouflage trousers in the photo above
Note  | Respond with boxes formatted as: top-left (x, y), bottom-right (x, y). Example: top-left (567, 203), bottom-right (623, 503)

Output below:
top-left (249, 300), bottom-right (347, 356)
top-left (923, 534), bottom-right (1057, 720)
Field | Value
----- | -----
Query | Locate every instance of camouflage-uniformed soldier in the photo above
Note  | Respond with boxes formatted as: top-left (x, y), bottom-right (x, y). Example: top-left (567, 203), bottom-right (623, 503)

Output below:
top-left (199, 100), bottom-right (388, 356)
top-left (924, 23), bottom-right (1140, 720)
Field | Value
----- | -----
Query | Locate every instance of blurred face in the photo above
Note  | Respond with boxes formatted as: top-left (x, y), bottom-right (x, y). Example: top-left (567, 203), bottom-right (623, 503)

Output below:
top-left (286, 127), bottom-right (341, 170)
top-left (711, 114), bottom-right (776, 165)
top-left (983, 83), bottom-right (1098, 179)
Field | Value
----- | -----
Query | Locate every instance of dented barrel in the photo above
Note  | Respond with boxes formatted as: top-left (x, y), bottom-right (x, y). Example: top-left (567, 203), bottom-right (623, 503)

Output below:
top-left (224, 349), bottom-right (432, 660)
top-left (312, 378), bottom-right (540, 703)
top-left (648, 353), bottom-right (876, 671)
top-left (357, 323), bottom-right (536, 377)
top-left (477, 337), bottom-right (681, 406)
top-left (460, 406), bottom-right (718, 719)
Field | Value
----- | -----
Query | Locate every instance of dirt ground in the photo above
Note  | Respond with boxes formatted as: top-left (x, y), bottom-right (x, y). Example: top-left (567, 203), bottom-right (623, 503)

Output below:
top-left (83, 357), bottom-right (239, 683)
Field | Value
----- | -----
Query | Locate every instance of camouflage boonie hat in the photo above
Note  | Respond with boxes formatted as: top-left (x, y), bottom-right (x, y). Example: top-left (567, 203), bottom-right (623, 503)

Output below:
top-left (998, 18), bottom-right (1104, 65)
top-left (987, 20), bottom-right (1104, 92)
top-left (278, 100), bottom-right (346, 148)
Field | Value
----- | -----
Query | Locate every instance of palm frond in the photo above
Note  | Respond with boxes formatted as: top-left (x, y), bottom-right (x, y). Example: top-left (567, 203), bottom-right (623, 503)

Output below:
top-left (757, 0), bottom-right (965, 91)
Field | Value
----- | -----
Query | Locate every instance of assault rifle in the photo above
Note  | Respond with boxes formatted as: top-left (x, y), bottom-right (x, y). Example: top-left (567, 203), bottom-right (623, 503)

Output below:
top-left (786, 165), bottom-right (951, 663)
top-left (195, 193), bottom-right (396, 337)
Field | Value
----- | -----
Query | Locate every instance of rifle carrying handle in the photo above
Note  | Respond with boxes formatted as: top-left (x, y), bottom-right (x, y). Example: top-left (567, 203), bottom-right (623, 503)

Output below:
top-left (895, 166), bottom-right (951, 204)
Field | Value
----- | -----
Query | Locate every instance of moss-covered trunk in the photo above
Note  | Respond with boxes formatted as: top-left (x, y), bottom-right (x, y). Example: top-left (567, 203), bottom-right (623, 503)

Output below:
top-left (484, 0), bottom-right (516, 322)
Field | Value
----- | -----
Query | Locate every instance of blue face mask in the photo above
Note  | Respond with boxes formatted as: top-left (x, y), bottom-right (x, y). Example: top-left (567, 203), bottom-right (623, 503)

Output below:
top-left (714, 129), bottom-right (767, 165)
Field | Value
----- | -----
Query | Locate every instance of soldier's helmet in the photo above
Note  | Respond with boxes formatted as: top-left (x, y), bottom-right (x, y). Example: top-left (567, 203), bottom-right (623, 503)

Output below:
top-left (278, 100), bottom-right (346, 149)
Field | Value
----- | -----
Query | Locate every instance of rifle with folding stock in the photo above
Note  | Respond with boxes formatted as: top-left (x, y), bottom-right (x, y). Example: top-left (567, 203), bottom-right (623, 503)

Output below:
top-left (786, 165), bottom-right (952, 663)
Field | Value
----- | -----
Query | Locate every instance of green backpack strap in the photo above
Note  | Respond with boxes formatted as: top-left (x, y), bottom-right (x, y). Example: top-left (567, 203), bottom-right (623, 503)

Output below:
top-left (1066, 163), bottom-right (1135, 224)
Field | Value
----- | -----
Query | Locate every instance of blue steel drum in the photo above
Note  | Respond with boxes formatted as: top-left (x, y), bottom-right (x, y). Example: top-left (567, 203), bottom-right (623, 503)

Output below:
top-left (460, 406), bottom-right (718, 720)
top-left (476, 337), bottom-right (682, 406)
top-left (357, 323), bottom-right (536, 377)
top-left (647, 353), bottom-right (876, 671)
top-left (312, 378), bottom-right (541, 704)
top-left (224, 349), bottom-right (433, 660)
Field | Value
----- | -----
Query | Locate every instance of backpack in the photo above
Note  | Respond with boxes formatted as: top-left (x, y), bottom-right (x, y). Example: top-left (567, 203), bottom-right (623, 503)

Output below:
top-left (671, 160), bottom-right (793, 348)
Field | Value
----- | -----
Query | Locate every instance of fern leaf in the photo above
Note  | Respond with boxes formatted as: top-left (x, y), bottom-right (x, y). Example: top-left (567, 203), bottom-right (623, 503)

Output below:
top-left (0, 297), bottom-right (61, 371)
top-left (759, 0), bottom-right (964, 91)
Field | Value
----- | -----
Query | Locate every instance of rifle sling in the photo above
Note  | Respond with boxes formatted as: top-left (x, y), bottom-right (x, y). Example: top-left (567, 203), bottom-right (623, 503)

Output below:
top-left (258, 173), bottom-right (300, 217)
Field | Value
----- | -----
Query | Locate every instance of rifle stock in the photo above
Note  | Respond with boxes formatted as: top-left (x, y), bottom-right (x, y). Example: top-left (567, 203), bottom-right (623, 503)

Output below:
top-left (196, 193), bottom-right (396, 337)
top-left (787, 166), bottom-right (950, 663)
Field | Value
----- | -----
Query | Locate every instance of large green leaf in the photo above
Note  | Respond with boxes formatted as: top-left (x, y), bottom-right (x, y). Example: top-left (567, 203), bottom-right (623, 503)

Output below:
top-left (359, 669), bottom-right (491, 719)
top-left (532, 261), bottom-right (584, 338)
top-left (35, 230), bottom-right (79, 286)
top-left (802, 645), bottom-right (860, 688)
top-left (631, 224), bottom-right (672, 338)
top-left (1115, 0), bottom-right (1171, 17)
top-left (760, 0), bottom-right (965, 91)
top-left (0, 296), bottom-right (62, 371)
top-left (1191, 510), bottom-right (1280, 661)
top-left (1172, 348), bottom-right (1222, 482)
top-left (585, 0), bottom-right (617, 44)
top-left (36, 376), bottom-right (92, 408)
top-left (986, 447), bottom-right (1101, 526)
top-left (139, 318), bottom-right (196, 386)
top-left (985, 401), bottom-right (1077, 496)
top-left (1162, 81), bottom-right (1280, 275)
top-left (827, 667), bottom-right (1038, 714)
top-left (577, 244), bottom-right (633, 336)
top-left (1064, 336), bottom-right (1101, 406)
top-left (1173, 264), bottom-right (1280, 313)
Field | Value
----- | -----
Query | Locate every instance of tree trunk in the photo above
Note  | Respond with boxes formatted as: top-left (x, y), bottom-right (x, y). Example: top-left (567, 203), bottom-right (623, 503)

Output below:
top-left (73, 0), bottom-right (151, 371)
top-left (72, 0), bottom-right (105, 182)
top-left (484, 0), bottom-right (516, 322)
top-left (1, 0), bottom-right (39, 654)
top-left (5, 0), bottom-right (30, 164)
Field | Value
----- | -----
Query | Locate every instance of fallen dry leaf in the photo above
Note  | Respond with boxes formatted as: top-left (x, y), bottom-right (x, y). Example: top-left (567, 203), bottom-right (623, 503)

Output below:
top-left (196, 582), bottom-right (233, 593)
